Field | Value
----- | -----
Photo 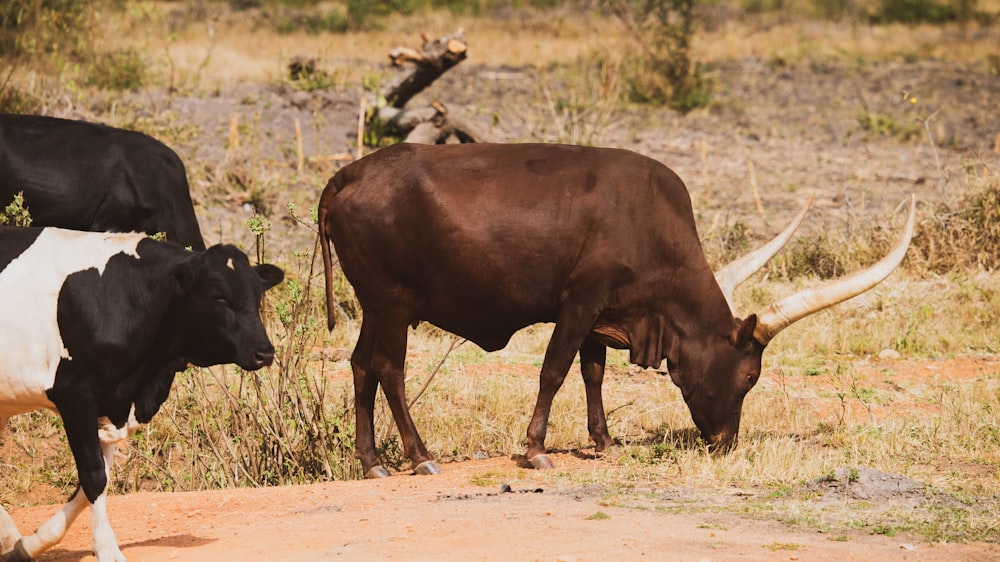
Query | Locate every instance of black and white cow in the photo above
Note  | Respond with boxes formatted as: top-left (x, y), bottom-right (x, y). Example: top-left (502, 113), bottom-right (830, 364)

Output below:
top-left (0, 113), bottom-right (206, 250)
top-left (0, 226), bottom-right (283, 562)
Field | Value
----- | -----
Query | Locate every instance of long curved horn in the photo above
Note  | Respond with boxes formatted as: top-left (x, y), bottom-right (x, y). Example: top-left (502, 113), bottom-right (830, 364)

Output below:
top-left (715, 195), bottom-right (814, 312)
top-left (753, 194), bottom-right (916, 345)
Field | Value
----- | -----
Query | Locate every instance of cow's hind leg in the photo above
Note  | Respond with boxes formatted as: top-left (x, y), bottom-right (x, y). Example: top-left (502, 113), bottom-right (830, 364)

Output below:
top-left (0, 417), bottom-right (24, 559)
top-left (372, 317), bottom-right (438, 475)
top-left (352, 318), bottom-right (390, 478)
top-left (580, 337), bottom-right (614, 455)
top-left (0, 504), bottom-right (25, 561)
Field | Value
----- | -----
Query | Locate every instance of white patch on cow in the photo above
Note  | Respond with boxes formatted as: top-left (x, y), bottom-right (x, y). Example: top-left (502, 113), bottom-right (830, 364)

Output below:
top-left (226, 257), bottom-right (235, 270)
top-left (0, 229), bottom-right (145, 419)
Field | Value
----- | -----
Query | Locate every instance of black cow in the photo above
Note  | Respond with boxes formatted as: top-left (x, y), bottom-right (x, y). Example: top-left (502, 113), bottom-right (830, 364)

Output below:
top-left (0, 227), bottom-right (283, 561)
top-left (318, 142), bottom-right (915, 478)
top-left (0, 113), bottom-right (205, 250)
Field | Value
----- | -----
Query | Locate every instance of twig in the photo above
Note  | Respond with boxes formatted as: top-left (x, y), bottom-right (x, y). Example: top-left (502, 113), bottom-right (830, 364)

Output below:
top-left (356, 97), bottom-right (367, 160)
top-left (605, 400), bottom-right (636, 419)
top-left (124, 441), bottom-right (185, 491)
top-left (747, 159), bottom-right (763, 214)
top-left (193, 14), bottom-right (218, 85)
top-left (228, 113), bottom-right (239, 151)
top-left (295, 118), bottom-right (303, 172)
top-left (700, 138), bottom-right (708, 185)
top-left (408, 336), bottom-right (467, 409)
top-left (920, 110), bottom-right (944, 196)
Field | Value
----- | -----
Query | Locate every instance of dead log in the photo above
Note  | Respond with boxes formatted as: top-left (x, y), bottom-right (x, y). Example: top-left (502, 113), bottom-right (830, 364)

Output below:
top-left (398, 102), bottom-right (493, 144)
top-left (369, 30), bottom-right (494, 145)
top-left (381, 30), bottom-right (468, 108)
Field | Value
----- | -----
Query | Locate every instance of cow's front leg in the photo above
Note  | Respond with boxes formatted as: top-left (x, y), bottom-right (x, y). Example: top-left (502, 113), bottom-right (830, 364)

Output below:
top-left (579, 337), bottom-right (614, 455)
top-left (18, 441), bottom-right (128, 562)
top-left (90, 418), bottom-right (130, 562)
top-left (526, 304), bottom-right (600, 469)
top-left (43, 388), bottom-right (126, 561)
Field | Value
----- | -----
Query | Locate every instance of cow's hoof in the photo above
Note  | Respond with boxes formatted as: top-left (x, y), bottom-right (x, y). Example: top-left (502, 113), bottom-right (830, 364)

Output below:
top-left (528, 454), bottom-right (555, 470)
top-left (594, 445), bottom-right (617, 460)
top-left (365, 465), bottom-right (392, 479)
top-left (413, 460), bottom-right (441, 475)
top-left (94, 545), bottom-right (127, 562)
top-left (4, 540), bottom-right (33, 562)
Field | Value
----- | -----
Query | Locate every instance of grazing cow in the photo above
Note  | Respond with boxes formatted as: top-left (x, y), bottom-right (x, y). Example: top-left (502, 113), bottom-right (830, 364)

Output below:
top-left (0, 113), bottom-right (206, 250)
top-left (0, 227), bottom-right (283, 562)
top-left (319, 142), bottom-right (915, 478)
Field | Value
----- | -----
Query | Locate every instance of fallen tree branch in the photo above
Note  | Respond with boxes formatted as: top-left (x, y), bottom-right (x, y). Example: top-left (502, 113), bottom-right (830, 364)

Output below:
top-left (382, 30), bottom-right (468, 108)
top-left (368, 30), bottom-right (494, 145)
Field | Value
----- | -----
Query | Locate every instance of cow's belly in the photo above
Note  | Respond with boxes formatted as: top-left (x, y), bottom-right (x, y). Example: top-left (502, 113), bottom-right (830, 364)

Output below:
top-left (0, 258), bottom-right (66, 417)
top-left (0, 298), bottom-right (61, 417)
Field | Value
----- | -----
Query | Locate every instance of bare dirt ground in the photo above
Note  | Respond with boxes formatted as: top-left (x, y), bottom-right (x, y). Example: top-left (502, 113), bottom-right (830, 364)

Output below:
top-left (10, 454), bottom-right (1000, 562)
top-left (5, 51), bottom-right (1000, 561)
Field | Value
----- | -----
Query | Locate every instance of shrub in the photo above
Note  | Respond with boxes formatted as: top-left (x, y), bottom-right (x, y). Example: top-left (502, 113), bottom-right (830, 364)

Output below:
top-left (857, 111), bottom-right (921, 141)
top-left (870, 0), bottom-right (977, 24)
top-left (531, 53), bottom-right (623, 146)
top-left (0, 192), bottom-right (32, 227)
top-left (0, 68), bottom-right (40, 114)
top-left (767, 235), bottom-right (849, 279)
top-left (605, 0), bottom-right (711, 113)
top-left (268, 0), bottom-right (415, 33)
top-left (0, 0), bottom-right (97, 60)
top-left (85, 48), bottom-right (147, 91)
top-left (913, 178), bottom-right (1000, 273)
top-left (275, 9), bottom-right (349, 33)
top-left (286, 57), bottom-right (341, 91)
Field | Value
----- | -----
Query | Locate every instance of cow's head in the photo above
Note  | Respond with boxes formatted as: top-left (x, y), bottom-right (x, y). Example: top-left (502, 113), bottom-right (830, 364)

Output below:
top-left (667, 313), bottom-right (765, 451)
top-left (171, 244), bottom-right (284, 371)
top-left (670, 196), bottom-right (915, 451)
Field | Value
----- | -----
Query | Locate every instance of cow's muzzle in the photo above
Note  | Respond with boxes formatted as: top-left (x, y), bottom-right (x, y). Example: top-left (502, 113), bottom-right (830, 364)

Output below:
top-left (704, 431), bottom-right (738, 454)
top-left (247, 348), bottom-right (275, 370)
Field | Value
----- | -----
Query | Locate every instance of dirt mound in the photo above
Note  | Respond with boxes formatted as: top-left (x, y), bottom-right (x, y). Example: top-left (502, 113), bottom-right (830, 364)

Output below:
top-left (809, 466), bottom-right (926, 501)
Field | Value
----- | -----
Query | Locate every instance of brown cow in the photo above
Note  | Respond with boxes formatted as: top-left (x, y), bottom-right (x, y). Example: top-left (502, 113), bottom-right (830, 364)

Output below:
top-left (319, 142), bottom-right (914, 478)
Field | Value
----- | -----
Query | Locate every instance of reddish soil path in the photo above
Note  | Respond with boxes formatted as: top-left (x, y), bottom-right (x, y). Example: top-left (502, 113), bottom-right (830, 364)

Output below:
top-left (9, 453), bottom-right (999, 562)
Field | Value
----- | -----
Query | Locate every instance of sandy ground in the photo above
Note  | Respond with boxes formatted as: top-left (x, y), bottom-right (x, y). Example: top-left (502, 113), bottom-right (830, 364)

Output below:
top-left (7, 451), bottom-right (999, 562)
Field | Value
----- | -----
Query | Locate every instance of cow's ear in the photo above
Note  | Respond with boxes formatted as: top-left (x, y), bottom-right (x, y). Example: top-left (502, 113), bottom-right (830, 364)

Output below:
top-left (172, 262), bottom-right (197, 295)
top-left (255, 264), bottom-right (284, 291)
top-left (732, 314), bottom-right (758, 351)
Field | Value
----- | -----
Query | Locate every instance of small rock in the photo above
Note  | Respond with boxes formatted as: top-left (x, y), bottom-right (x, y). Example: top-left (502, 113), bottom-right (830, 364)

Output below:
top-left (878, 349), bottom-right (901, 361)
top-left (899, 543), bottom-right (918, 551)
top-left (290, 91), bottom-right (313, 109)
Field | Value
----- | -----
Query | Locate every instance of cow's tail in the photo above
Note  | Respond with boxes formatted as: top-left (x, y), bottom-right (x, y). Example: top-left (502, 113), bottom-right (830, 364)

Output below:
top-left (318, 175), bottom-right (343, 332)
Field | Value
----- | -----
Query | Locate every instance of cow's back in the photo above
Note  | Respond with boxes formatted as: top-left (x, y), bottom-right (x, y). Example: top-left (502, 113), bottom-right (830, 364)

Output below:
top-left (0, 113), bottom-right (205, 250)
